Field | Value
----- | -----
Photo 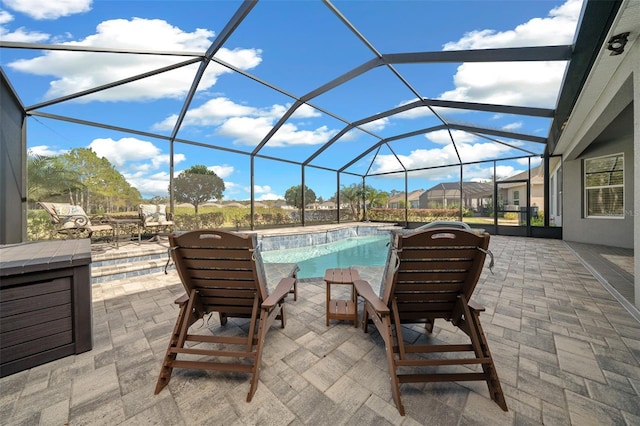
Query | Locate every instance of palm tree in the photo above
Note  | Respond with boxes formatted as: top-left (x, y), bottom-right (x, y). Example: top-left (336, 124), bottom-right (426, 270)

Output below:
top-left (340, 183), bottom-right (364, 220)
top-left (27, 154), bottom-right (84, 208)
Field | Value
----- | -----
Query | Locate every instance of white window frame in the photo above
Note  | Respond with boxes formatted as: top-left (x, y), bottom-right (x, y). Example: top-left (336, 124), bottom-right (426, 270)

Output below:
top-left (513, 190), bottom-right (520, 206)
top-left (584, 153), bottom-right (624, 219)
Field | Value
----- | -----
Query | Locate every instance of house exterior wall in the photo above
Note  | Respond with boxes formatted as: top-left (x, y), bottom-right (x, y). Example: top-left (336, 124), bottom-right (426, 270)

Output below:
top-left (563, 108), bottom-right (634, 249)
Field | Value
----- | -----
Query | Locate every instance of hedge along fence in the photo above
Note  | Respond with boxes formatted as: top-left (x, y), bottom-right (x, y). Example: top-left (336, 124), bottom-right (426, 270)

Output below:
top-left (27, 205), bottom-right (474, 242)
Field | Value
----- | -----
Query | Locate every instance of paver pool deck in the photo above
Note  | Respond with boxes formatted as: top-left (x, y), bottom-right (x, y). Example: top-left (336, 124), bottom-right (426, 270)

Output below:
top-left (1, 233), bottom-right (638, 425)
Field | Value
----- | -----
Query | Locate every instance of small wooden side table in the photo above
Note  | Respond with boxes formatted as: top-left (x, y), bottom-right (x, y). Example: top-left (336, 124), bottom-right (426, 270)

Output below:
top-left (324, 267), bottom-right (360, 327)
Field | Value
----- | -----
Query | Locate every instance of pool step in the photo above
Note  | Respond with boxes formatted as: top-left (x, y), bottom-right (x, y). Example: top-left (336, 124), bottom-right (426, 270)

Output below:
top-left (90, 241), bottom-right (172, 284)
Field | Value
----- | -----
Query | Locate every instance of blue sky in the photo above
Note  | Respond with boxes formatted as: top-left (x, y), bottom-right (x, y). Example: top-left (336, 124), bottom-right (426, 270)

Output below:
top-left (1, 0), bottom-right (583, 201)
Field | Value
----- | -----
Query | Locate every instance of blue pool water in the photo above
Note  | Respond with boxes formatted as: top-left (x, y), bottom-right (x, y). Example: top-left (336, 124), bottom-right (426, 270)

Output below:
top-left (261, 235), bottom-right (390, 278)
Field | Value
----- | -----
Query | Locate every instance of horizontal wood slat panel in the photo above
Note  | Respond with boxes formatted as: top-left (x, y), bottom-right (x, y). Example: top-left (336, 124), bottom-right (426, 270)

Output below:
top-left (397, 259), bottom-right (472, 270)
top-left (179, 247), bottom-right (252, 260)
top-left (199, 297), bottom-right (256, 307)
top-left (395, 282), bottom-right (464, 292)
top-left (0, 305), bottom-right (72, 333)
top-left (188, 268), bottom-right (254, 281)
top-left (182, 258), bottom-right (253, 271)
top-left (396, 302), bottom-right (456, 312)
top-left (174, 232), bottom-right (253, 249)
top-left (0, 277), bottom-right (70, 302)
top-left (0, 330), bottom-right (73, 364)
top-left (399, 248), bottom-right (477, 260)
top-left (1, 291), bottom-right (71, 318)
top-left (397, 271), bottom-right (468, 282)
top-left (202, 305), bottom-right (256, 315)
top-left (2, 317), bottom-right (72, 347)
top-left (191, 278), bottom-right (255, 289)
top-left (196, 288), bottom-right (257, 298)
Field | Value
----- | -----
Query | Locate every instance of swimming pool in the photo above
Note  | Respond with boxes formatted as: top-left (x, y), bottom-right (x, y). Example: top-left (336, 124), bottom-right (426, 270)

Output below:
top-left (261, 235), bottom-right (390, 279)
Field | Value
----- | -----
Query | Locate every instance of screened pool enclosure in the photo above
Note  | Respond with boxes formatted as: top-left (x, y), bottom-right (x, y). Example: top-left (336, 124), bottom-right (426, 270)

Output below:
top-left (1, 0), bottom-right (621, 237)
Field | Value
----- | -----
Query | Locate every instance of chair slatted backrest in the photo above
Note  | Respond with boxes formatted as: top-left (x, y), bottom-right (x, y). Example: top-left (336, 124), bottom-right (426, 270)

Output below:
top-left (169, 230), bottom-right (268, 318)
top-left (384, 228), bottom-right (489, 322)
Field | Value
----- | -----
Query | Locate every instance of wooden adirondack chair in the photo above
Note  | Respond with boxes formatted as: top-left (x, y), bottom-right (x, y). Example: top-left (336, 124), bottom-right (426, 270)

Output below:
top-left (354, 227), bottom-right (507, 415)
top-left (155, 229), bottom-right (296, 402)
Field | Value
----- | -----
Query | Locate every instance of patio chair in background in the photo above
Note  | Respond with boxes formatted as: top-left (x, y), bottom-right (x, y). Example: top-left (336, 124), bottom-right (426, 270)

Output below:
top-left (138, 204), bottom-right (173, 239)
top-left (354, 227), bottom-right (507, 415)
top-left (38, 201), bottom-right (113, 240)
top-left (155, 229), bottom-right (297, 401)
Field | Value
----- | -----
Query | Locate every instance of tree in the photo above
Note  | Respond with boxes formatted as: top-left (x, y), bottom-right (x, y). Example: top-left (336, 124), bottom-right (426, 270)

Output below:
top-left (172, 165), bottom-right (225, 215)
top-left (284, 185), bottom-right (316, 210)
top-left (365, 187), bottom-right (389, 208)
top-left (340, 183), bottom-right (364, 220)
top-left (59, 148), bottom-right (141, 213)
top-left (27, 154), bottom-right (84, 208)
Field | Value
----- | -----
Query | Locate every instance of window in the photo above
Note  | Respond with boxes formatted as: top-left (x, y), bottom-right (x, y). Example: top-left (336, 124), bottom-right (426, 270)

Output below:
top-left (584, 154), bottom-right (624, 218)
top-left (513, 190), bottom-right (520, 206)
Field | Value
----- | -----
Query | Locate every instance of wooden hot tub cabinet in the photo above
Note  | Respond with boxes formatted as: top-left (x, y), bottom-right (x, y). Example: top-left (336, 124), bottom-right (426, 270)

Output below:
top-left (0, 239), bottom-right (93, 377)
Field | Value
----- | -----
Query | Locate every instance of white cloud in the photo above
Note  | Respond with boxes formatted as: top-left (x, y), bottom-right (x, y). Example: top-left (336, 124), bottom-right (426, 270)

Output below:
top-left (27, 144), bottom-right (68, 156)
top-left (3, 0), bottom-right (91, 20)
top-left (256, 193), bottom-right (282, 201)
top-left (371, 137), bottom-right (512, 176)
top-left (358, 117), bottom-right (389, 133)
top-left (154, 96), bottom-right (335, 148)
top-left (125, 171), bottom-right (170, 198)
top-left (515, 157), bottom-right (542, 166)
top-left (495, 165), bottom-right (522, 179)
top-left (425, 129), bottom-right (476, 145)
top-left (253, 185), bottom-right (284, 201)
top-left (502, 122), bottom-right (523, 131)
top-left (210, 164), bottom-right (234, 179)
top-left (292, 103), bottom-right (322, 119)
top-left (443, 0), bottom-right (582, 50)
top-left (254, 185), bottom-right (272, 194)
top-left (89, 137), bottom-right (161, 167)
top-left (7, 17), bottom-right (262, 102)
top-left (438, 0), bottom-right (583, 108)
top-left (440, 61), bottom-right (567, 107)
top-left (0, 9), bottom-right (50, 41)
top-left (153, 97), bottom-right (263, 131)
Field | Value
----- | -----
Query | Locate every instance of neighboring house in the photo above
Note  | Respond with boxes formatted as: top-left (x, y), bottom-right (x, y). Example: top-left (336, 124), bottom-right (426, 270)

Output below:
top-left (496, 165), bottom-right (545, 213)
top-left (419, 182), bottom-right (493, 210)
top-left (318, 201), bottom-right (336, 209)
top-left (388, 190), bottom-right (424, 209)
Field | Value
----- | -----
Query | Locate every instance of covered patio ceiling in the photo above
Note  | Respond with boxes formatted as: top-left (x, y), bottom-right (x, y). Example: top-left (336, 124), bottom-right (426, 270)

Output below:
top-left (0, 0), bottom-right (621, 202)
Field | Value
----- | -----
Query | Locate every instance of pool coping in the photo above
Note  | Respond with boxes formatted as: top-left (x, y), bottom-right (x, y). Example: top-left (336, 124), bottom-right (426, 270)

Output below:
top-left (252, 222), bottom-right (400, 252)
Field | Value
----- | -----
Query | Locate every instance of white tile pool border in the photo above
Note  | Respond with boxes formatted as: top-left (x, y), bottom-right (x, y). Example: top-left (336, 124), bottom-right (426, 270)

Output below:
top-left (253, 223), bottom-right (400, 252)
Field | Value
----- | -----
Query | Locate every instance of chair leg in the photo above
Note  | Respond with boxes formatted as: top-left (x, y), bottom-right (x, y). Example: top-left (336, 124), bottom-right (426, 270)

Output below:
top-left (155, 301), bottom-right (189, 394)
top-left (247, 304), bottom-right (280, 402)
top-left (425, 319), bottom-right (434, 333)
top-left (381, 315), bottom-right (405, 416)
top-left (469, 309), bottom-right (508, 411)
top-left (279, 303), bottom-right (286, 328)
top-left (362, 306), bottom-right (370, 333)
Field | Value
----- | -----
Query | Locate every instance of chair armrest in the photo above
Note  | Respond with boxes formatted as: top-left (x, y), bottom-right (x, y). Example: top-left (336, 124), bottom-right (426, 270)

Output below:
top-left (262, 277), bottom-right (296, 308)
top-left (59, 215), bottom-right (89, 228)
top-left (468, 298), bottom-right (486, 312)
top-left (353, 280), bottom-right (389, 314)
top-left (90, 214), bottom-right (112, 224)
top-left (174, 293), bottom-right (189, 305)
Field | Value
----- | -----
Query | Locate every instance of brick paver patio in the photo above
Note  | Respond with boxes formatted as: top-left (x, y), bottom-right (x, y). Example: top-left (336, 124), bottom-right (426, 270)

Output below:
top-left (1, 235), bottom-right (639, 425)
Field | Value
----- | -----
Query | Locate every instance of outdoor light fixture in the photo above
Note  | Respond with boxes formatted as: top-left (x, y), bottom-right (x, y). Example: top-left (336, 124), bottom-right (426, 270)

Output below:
top-left (606, 32), bottom-right (629, 55)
